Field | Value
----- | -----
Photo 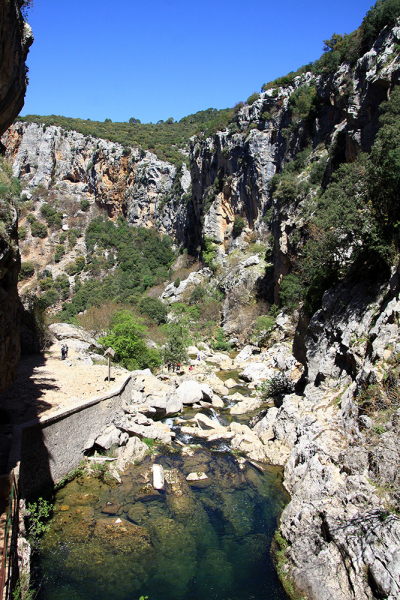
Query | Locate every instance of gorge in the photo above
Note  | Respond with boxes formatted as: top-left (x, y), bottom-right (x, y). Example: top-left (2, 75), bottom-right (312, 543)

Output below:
top-left (1, 1), bottom-right (400, 600)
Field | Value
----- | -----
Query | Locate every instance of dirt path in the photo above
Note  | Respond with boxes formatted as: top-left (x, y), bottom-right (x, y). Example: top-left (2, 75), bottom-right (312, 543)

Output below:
top-left (0, 343), bottom-right (128, 425)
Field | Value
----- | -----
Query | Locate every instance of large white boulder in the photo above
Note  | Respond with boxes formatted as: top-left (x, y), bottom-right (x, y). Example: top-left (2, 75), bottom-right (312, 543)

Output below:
top-left (176, 380), bottom-right (204, 404)
top-left (240, 363), bottom-right (274, 382)
top-left (95, 424), bottom-right (121, 450)
top-left (235, 345), bottom-right (258, 363)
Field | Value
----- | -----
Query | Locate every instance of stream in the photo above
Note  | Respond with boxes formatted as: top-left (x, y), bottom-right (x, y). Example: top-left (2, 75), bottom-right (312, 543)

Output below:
top-left (36, 369), bottom-right (290, 600)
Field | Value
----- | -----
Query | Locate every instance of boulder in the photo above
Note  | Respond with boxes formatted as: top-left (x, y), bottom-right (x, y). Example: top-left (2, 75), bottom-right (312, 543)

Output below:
top-left (194, 412), bottom-right (225, 431)
top-left (48, 323), bottom-right (99, 346)
top-left (212, 395), bottom-right (224, 409)
top-left (224, 378), bottom-right (238, 389)
top-left (152, 464), bottom-right (165, 490)
top-left (165, 393), bottom-right (183, 415)
top-left (206, 352), bottom-right (231, 366)
top-left (95, 424), bottom-right (121, 450)
top-left (176, 380), bottom-right (204, 405)
top-left (187, 346), bottom-right (200, 355)
top-left (199, 382), bottom-right (213, 401)
top-left (186, 472), bottom-right (208, 481)
top-left (115, 436), bottom-right (148, 471)
top-left (253, 407), bottom-right (278, 443)
top-left (230, 397), bottom-right (263, 415)
top-left (240, 363), bottom-right (273, 382)
top-left (235, 345), bottom-right (258, 363)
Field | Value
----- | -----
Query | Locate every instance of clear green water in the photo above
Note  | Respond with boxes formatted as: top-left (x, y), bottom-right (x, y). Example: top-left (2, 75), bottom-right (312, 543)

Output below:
top-left (37, 449), bottom-right (289, 600)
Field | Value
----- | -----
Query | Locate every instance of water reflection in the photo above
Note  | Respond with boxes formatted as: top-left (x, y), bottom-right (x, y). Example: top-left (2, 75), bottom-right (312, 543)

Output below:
top-left (37, 449), bottom-right (289, 600)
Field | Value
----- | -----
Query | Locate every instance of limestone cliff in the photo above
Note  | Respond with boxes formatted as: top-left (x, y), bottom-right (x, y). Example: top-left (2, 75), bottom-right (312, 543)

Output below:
top-left (0, 0), bottom-right (33, 138)
top-left (3, 122), bottom-right (188, 241)
top-left (0, 0), bottom-right (32, 393)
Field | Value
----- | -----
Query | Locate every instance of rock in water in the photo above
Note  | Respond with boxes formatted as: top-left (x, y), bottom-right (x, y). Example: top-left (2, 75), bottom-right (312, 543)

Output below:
top-left (152, 464), bottom-right (165, 490)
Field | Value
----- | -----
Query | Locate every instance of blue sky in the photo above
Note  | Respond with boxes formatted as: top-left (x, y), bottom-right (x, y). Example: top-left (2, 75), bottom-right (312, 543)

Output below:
top-left (22, 0), bottom-right (375, 124)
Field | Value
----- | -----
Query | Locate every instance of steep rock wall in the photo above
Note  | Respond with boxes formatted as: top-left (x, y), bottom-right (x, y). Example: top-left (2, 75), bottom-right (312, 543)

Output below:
top-left (2, 122), bottom-right (188, 241)
top-left (0, 0), bottom-right (32, 393)
top-left (0, 0), bottom-right (33, 138)
top-left (189, 22), bottom-right (400, 302)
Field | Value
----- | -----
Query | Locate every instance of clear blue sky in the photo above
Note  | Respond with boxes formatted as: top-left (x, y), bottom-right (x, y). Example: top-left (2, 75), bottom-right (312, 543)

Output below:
top-left (21, 0), bottom-right (375, 124)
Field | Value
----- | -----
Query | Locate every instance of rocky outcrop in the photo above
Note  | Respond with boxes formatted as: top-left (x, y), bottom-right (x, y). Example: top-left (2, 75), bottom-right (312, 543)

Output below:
top-left (0, 0), bottom-right (33, 392)
top-left (254, 265), bottom-right (400, 600)
top-left (2, 122), bottom-right (188, 241)
top-left (0, 0), bottom-right (33, 137)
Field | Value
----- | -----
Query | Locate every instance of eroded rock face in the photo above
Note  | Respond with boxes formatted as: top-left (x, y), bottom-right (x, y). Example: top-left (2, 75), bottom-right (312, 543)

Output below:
top-left (0, 0), bottom-right (33, 137)
top-left (2, 122), bottom-right (188, 241)
top-left (261, 265), bottom-right (400, 600)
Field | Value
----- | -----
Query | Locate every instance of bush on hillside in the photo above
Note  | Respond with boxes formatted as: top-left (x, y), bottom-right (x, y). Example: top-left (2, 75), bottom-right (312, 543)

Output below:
top-left (138, 297), bottom-right (168, 324)
top-left (232, 216), bottom-right (246, 237)
top-left (99, 311), bottom-right (161, 371)
top-left (30, 220), bottom-right (47, 238)
top-left (19, 262), bottom-right (35, 280)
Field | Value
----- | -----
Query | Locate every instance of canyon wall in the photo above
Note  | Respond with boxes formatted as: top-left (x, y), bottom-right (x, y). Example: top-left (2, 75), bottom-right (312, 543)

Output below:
top-left (0, 0), bottom-right (32, 393)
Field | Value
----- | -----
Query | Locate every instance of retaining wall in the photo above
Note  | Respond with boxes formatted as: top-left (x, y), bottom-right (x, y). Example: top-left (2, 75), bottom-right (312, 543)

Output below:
top-left (8, 373), bottom-right (132, 499)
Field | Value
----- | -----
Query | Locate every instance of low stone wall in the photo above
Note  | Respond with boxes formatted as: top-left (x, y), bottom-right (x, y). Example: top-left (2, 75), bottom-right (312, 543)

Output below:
top-left (9, 373), bottom-right (132, 499)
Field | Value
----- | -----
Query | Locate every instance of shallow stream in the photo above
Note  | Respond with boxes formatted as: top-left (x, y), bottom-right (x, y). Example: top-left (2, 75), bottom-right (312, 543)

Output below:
top-left (37, 448), bottom-right (289, 600)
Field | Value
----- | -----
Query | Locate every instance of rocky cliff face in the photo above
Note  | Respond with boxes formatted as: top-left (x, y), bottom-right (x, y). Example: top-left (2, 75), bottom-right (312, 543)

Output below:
top-left (0, 0), bottom-right (33, 138)
top-left (0, 0), bottom-right (32, 393)
top-left (3, 122), bottom-right (189, 241)
top-left (190, 22), bottom-right (400, 300)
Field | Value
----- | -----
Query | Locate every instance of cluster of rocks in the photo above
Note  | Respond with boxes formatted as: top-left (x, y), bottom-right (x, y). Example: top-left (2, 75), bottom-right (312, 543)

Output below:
top-left (48, 322), bottom-right (104, 365)
top-left (248, 266), bottom-right (400, 600)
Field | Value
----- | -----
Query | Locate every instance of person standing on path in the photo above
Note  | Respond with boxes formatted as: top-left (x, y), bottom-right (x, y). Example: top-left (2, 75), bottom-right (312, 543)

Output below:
top-left (61, 345), bottom-right (65, 360)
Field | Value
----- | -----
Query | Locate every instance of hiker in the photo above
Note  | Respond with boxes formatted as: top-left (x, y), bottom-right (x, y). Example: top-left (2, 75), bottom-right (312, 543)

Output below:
top-left (197, 354), bottom-right (201, 362)
top-left (64, 343), bottom-right (68, 358)
top-left (61, 345), bottom-right (66, 360)
top-left (177, 362), bottom-right (180, 372)
top-left (189, 365), bottom-right (193, 372)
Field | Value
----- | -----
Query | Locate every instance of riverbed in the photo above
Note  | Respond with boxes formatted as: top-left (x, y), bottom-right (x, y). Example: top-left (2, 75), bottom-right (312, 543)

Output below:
top-left (37, 447), bottom-right (289, 600)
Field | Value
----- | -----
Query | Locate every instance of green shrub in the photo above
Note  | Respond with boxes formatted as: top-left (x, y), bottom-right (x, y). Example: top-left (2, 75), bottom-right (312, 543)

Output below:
top-left (66, 256), bottom-right (85, 276)
top-left (40, 289), bottom-right (59, 307)
top-left (309, 157), bottom-right (327, 184)
top-left (38, 278), bottom-right (53, 291)
top-left (99, 310), bottom-right (161, 371)
top-left (162, 324), bottom-right (189, 364)
top-left (259, 372), bottom-right (295, 401)
top-left (19, 262), bottom-right (35, 280)
top-left (279, 273), bottom-right (304, 309)
top-left (232, 216), bottom-right (246, 237)
top-left (18, 226), bottom-right (27, 240)
top-left (211, 328), bottom-right (232, 351)
top-left (189, 285), bottom-right (206, 304)
top-left (26, 498), bottom-right (53, 549)
top-left (138, 297), bottom-right (168, 324)
top-left (174, 277), bottom-right (181, 288)
top-left (203, 237), bottom-right (217, 270)
top-left (40, 203), bottom-right (63, 229)
top-left (30, 220), bottom-right (47, 238)
top-left (246, 92), bottom-right (260, 105)
top-left (80, 199), bottom-right (90, 211)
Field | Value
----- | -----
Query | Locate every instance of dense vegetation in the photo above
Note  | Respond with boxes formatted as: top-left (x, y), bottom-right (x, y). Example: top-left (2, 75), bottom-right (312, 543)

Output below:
top-left (280, 85), bottom-right (400, 315)
top-left (18, 108), bottom-right (233, 166)
top-left (37, 217), bottom-right (176, 320)
top-left (0, 158), bottom-right (21, 236)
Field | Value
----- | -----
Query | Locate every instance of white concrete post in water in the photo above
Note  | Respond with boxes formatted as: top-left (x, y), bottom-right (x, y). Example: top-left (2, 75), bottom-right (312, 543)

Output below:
top-left (152, 464), bottom-right (164, 490)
